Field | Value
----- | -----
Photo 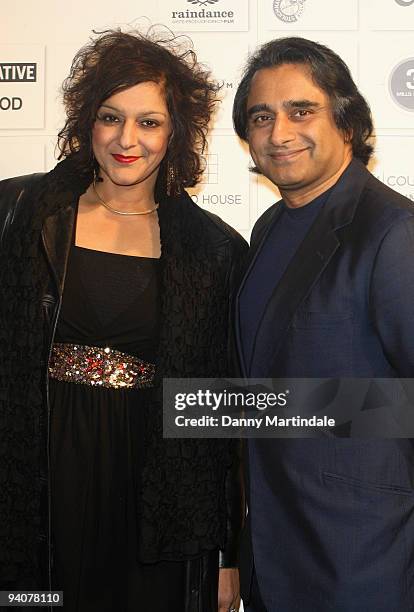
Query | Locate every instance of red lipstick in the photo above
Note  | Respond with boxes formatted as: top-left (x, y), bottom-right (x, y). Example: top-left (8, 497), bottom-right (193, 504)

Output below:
top-left (112, 154), bottom-right (140, 164)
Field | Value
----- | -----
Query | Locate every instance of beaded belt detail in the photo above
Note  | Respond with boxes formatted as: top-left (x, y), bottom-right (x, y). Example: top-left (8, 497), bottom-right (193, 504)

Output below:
top-left (49, 343), bottom-right (155, 390)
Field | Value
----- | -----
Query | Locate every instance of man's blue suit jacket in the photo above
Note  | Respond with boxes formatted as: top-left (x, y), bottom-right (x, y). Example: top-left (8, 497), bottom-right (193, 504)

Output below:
top-left (236, 159), bottom-right (414, 611)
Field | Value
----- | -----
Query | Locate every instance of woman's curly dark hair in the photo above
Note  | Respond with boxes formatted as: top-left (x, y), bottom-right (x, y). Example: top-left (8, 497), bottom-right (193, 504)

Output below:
top-left (57, 28), bottom-right (220, 197)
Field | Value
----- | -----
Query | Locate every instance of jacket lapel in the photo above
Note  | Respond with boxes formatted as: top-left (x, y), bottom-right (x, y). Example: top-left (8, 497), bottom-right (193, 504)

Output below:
top-left (39, 159), bottom-right (91, 297)
top-left (42, 203), bottom-right (77, 296)
top-left (235, 204), bottom-right (283, 377)
top-left (250, 210), bottom-right (340, 375)
top-left (243, 159), bottom-right (371, 376)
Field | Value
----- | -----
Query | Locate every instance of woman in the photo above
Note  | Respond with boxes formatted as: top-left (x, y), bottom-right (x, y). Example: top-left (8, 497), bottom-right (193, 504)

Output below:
top-left (0, 29), bottom-right (246, 612)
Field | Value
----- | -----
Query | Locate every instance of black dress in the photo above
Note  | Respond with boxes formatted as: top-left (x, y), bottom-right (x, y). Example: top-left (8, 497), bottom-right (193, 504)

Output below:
top-left (50, 245), bottom-right (186, 612)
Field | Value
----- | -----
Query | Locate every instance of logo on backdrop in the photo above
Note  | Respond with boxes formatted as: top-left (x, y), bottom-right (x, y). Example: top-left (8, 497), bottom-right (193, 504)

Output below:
top-left (171, 0), bottom-right (234, 23)
top-left (0, 63), bottom-right (37, 82)
top-left (0, 46), bottom-right (44, 128)
top-left (0, 63), bottom-right (37, 112)
top-left (273, 0), bottom-right (306, 23)
top-left (389, 58), bottom-right (414, 112)
top-left (200, 154), bottom-right (218, 185)
top-left (188, 0), bottom-right (220, 5)
top-left (394, 0), bottom-right (414, 6)
top-left (191, 155), bottom-right (242, 206)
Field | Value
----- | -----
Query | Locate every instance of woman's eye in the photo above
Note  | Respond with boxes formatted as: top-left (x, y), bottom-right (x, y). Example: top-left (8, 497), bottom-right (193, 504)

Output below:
top-left (141, 119), bottom-right (159, 128)
top-left (252, 115), bottom-right (272, 125)
top-left (97, 114), bottom-right (120, 124)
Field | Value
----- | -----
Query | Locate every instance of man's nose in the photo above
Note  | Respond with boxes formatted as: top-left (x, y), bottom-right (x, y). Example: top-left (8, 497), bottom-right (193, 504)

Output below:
top-left (269, 114), bottom-right (295, 146)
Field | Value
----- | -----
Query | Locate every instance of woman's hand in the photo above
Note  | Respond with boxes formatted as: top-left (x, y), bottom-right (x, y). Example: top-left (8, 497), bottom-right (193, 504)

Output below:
top-left (218, 567), bottom-right (240, 612)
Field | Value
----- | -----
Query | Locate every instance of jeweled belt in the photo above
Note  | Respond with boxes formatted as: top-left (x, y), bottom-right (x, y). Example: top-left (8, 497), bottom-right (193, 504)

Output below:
top-left (48, 343), bottom-right (155, 389)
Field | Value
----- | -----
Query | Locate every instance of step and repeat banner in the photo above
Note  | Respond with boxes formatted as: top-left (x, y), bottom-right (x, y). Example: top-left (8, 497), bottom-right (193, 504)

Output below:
top-left (1, 0), bottom-right (414, 239)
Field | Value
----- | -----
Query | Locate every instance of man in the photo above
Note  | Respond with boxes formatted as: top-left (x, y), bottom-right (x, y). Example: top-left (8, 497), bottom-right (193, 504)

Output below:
top-left (232, 37), bottom-right (414, 611)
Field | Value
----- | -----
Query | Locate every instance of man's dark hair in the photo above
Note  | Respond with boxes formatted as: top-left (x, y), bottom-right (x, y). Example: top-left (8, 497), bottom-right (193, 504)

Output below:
top-left (233, 37), bottom-right (374, 165)
top-left (58, 29), bottom-right (219, 196)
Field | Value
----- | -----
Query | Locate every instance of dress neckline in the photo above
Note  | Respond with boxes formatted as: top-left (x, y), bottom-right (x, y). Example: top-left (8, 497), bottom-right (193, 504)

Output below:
top-left (73, 245), bottom-right (160, 261)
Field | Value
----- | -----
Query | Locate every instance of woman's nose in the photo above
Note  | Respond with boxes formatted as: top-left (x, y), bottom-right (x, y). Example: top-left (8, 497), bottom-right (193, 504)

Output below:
top-left (118, 120), bottom-right (138, 150)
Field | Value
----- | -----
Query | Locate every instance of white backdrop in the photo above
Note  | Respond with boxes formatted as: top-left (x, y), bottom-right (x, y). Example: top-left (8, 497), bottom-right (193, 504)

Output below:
top-left (1, 0), bottom-right (414, 240)
top-left (1, 2), bottom-right (414, 607)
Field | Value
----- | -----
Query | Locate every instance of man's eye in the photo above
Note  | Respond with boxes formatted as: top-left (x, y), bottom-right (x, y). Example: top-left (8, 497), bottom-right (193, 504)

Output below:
top-left (292, 109), bottom-right (311, 118)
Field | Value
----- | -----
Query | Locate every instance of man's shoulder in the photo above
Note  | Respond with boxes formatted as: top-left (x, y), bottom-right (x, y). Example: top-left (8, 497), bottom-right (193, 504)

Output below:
top-left (335, 160), bottom-right (414, 228)
top-left (357, 170), bottom-right (414, 231)
top-left (364, 171), bottom-right (413, 213)
top-left (250, 200), bottom-right (282, 245)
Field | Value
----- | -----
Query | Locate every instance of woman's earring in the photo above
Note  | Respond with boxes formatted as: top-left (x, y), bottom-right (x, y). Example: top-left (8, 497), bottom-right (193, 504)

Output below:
top-left (93, 166), bottom-right (103, 184)
top-left (166, 161), bottom-right (175, 196)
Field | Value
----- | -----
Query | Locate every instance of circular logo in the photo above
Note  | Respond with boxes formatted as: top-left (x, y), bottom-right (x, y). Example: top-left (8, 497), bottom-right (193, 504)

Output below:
top-left (394, 0), bottom-right (414, 6)
top-left (273, 0), bottom-right (305, 23)
top-left (389, 58), bottom-right (414, 112)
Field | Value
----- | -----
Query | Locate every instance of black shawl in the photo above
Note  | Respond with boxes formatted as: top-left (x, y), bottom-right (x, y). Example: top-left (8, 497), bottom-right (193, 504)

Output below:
top-left (0, 157), bottom-right (244, 582)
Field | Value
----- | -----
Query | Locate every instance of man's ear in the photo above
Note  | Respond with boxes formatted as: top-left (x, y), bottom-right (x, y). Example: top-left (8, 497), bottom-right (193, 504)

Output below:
top-left (343, 129), bottom-right (353, 144)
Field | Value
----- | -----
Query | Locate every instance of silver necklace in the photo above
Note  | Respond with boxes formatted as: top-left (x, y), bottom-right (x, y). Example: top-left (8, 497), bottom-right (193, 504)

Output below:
top-left (93, 182), bottom-right (159, 216)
